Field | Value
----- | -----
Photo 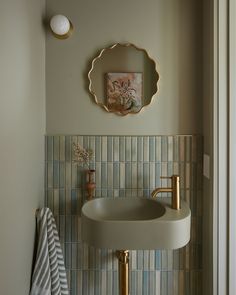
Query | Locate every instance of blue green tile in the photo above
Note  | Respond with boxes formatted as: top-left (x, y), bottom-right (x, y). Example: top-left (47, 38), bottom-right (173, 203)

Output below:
top-left (155, 136), bottom-right (162, 162)
top-left (59, 189), bottom-right (65, 215)
top-left (167, 136), bottom-right (173, 162)
top-left (47, 162), bottom-right (53, 188)
top-left (137, 162), bottom-right (143, 189)
top-left (70, 270), bottom-right (77, 295)
top-left (131, 271), bottom-right (136, 294)
top-left (107, 136), bottom-right (113, 162)
top-left (71, 216), bottom-right (78, 242)
top-left (65, 243), bottom-right (71, 269)
top-left (59, 162), bottom-right (65, 188)
top-left (76, 166), bottom-right (83, 188)
top-left (167, 162), bottom-right (173, 179)
top-left (101, 188), bottom-right (107, 197)
top-left (137, 271), bottom-right (143, 294)
top-left (179, 136), bottom-right (185, 162)
top-left (59, 215), bottom-right (65, 242)
top-left (95, 136), bottom-right (101, 162)
top-left (65, 136), bottom-right (71, 162)
top-left (47, 189), bottom-right (53, 211)
top-left (131, 137), bottom-right (137, 162)
top-left (95, 248), bottom-right (101, 270)
top-left (113, 137), bottom-right (119, 162)
top-left (84, 136), bottom-right (90, 151)
top-left (101, 136), bottom-right (107, 162)
top-left (185, 271), bottom-right (190, 295)
top-left (161, 271), bottom-right (168, 295)
top-left (65, 189), bottom-right (71, 215)
top-left (149, 136), bottom-right (155, 162)
top-left (95, 162), bottom-right (101, 188)
top-left (107, 271), bottom-right (112, 294)
top-left (137, 251), bottom-right (143, 270)
top-left (119, 189), bottom-right (125, 197)
top-left (53, 161), bottom-right (59, 188)
top-left (167, 271), bottom-right (173, 295)
top-left (77, 243), bottom-right (83, 269)
top-left (113, 162), bottom-right (119, 189)
top-left (119, 136), bottom-right (125, 162)
top-left (137, 137), bottom-right (143, 162)
top-left (53, 189), bottom-right (59, 215)
top-left (47, 136), bottom-right (53, 161)
top-left (173, 136), bottom-right (179, 162)
top-left (143, 271), bottom-right (149, 294)
top-left (112, 271), bottom-right (118, 295)
top-left (53, 136), bottom-right (60, 161)
top-left (143, 137), bottom-right (149, 162)
top-left (66, 216), bottom-right (72, 242)
top-left (71, 243), bottom-right (77, 269)
top-left (101, 162), bottom-right (107, 188)
top-left (161, 251), bottom-right (168, 270)
top-left (149, 271), bottom-right (155, 294)
top-left (186, 137), bottom-right (191, 162)
top-left (143, 163), bottom-right (149, 189)
top-left (125, 162), bottom-right (132, 188)
top-left (107, 163), bottom-right (113, 189)
top-left (82, 270), bottom-right (88, 295)
top-left (173, 249), bottom-right (180, 270)
top-left (125, 136), bottom-right (131, 161)
top-left (71, 189), bottom-right (78, 215)
top-left (161, 136), bottom-right (168, 162)
top-left (149, 250), bottom-right (155, 270)
top-left (143, 251), bottom-right (149, 270)
top-left (71, 164), bottom-right (78, 189)
top-left (59, 136), bottom-right (65, 161)
top-left (155, 163), bottom-right (161, 187)
top-left (65, 162), bottom-right (71, 188)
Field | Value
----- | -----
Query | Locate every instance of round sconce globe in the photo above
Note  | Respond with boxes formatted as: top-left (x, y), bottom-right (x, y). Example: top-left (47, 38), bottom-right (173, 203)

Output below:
top-left (50, 15), bottom-right (70, 35)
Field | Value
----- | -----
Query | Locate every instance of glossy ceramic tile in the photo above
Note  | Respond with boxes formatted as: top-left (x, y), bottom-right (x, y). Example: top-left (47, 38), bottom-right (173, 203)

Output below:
top-left (45, 135), bottom-right (203, 295)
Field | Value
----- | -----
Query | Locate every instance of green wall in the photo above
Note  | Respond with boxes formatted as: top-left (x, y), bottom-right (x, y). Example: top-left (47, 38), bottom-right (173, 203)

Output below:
top-left (0, 0), bottom-right (45, 294)
top-left (46, 0), bottom-right (203, 135)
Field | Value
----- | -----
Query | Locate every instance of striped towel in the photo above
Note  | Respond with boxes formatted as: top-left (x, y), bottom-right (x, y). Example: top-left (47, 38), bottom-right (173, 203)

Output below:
top-left (30, 208), bottom-right (69, 295)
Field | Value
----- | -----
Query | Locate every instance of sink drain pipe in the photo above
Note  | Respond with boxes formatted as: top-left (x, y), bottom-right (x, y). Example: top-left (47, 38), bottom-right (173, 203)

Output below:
top-left (116, 250), bottom-right (129, 295)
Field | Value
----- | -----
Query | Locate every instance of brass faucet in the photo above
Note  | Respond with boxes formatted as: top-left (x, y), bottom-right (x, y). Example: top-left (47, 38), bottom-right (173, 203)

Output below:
top-left (151, 175), bottom-right (180, 210)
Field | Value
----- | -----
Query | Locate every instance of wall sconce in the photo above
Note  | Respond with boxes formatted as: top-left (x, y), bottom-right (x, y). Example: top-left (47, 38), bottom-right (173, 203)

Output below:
top-left (50, 15), bottom-right (73, 39)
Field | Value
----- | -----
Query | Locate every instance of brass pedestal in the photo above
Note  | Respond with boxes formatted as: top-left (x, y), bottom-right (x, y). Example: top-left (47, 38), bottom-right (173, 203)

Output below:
top-left (116, 250), bottom-right (129, 295)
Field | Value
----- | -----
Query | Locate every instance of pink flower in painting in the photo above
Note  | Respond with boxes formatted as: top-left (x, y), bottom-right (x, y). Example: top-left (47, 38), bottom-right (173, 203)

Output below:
top-left (107, 73), bottom-right (142, 114)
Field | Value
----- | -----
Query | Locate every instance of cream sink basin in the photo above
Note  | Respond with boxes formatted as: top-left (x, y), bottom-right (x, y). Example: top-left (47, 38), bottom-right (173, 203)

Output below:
top-left (81, 197), bottom-right (191, 250)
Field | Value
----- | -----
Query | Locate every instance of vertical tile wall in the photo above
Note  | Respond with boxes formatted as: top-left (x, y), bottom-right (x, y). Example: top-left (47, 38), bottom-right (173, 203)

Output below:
top-left (45, 135), bottom-right (203, 295)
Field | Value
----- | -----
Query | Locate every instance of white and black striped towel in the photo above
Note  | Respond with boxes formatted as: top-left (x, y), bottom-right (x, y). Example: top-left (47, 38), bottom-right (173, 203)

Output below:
top-left (30, 208), bottom-right (69, 295)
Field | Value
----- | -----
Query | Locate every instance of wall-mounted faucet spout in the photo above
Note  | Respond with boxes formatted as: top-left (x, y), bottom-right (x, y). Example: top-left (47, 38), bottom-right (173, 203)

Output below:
top-left (151, 175), bottom-right (180, 210)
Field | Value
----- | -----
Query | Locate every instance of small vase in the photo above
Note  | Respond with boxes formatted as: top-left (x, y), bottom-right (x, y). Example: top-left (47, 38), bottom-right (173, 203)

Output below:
top-left (86, 169), bottom-right (96, 200)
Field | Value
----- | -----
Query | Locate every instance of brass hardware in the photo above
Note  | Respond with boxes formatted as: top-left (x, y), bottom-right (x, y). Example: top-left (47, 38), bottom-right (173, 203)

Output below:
top-left (116, 250), bottom-right (129, 295)
top-left (151, 175), bottom-right (180, 210)
top-left (88, 43), bottom-right (159, 116)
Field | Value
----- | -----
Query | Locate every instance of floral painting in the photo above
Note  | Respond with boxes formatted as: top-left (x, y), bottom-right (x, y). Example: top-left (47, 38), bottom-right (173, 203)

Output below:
top-left (106, 72), bottom-right (143, 115)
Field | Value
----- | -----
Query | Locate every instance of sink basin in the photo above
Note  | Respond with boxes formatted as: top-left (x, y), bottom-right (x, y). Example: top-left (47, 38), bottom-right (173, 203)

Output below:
top-left (81, 197), bottom-right (191, 250)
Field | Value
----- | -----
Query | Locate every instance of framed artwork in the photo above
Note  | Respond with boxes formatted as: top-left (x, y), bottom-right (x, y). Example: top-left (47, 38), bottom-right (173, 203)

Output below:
top-left (106, 72), bottom-right (143, 115)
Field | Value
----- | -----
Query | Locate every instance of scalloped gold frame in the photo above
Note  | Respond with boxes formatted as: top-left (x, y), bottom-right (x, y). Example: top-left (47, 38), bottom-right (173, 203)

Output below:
top-left (88, 43), bottom-right (159, 116)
